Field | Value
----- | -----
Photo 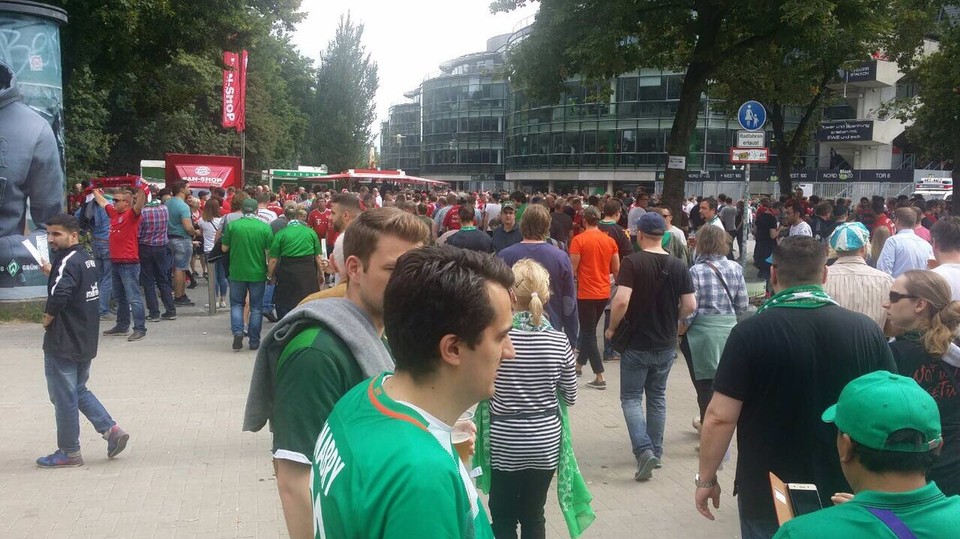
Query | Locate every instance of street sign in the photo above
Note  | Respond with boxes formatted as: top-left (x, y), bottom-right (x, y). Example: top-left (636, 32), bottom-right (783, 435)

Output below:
top-left (269, 169), bottom-right (327, 178)
top-left (730, 147), bottom-right (770, 163)
top-left (737, 101), bottom-right (766, 131)
top-left (667, 155), bottom-right (686, 170)
top-left (737, 130), bottom-right (765, 148)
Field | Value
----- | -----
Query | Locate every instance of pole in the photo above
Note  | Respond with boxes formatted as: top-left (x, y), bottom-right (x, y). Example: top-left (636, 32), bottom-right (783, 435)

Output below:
top-left (240, 131), bottom-right (246, 186)
top-left (703, 97), bottom-right (710, 172)
top-left (745, 163), bottom-right (751, 201)
top-left (208, 260), bottom-right (217, 316)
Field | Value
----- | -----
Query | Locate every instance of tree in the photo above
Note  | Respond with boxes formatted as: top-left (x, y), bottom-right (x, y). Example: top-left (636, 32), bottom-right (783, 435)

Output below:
top-left (492, 0), bottom-right (929, 211)
top-left (308, 13), bottom-right (379, 173)
top-left (893, 10), bottom-right (960, 210)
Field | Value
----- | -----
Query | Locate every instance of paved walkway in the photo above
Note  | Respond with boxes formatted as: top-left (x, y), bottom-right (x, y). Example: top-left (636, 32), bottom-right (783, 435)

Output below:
top-left (0, 304), bottom-right (745, 538)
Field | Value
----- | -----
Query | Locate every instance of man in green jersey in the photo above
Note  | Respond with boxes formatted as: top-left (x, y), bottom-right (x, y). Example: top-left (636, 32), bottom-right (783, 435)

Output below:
top-left (266, 203), bottom-right (324, 318)
top-left (311, 246), bottom-right (516, 538)
top-left (221, 197), bottom-right (273, 351)
top-left (774, 371), bottom-right (960, 538)
top-left (243, 207), bottom-right (429, 539)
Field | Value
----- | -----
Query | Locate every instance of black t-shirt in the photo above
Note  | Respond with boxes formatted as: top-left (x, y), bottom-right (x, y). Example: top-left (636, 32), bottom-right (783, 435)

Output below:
top-left (598, 221), bottom-right (632, 259)
top-left (890, 336), bottom-right (960, 496)
top-left (492, 226), bottom-right (522, 254)
top-left (713, 305), bottom-right (896, 522)
top-left (446, 228), bottom-right (494, 253)
top-left (615, 250), bottom-right (694, 350)
top-left (550, 212), bottom-right (573, 244)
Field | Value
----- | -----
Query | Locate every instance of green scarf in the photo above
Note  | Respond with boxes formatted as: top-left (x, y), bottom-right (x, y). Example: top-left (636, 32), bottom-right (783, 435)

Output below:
top-left (756, 284), bottom-right (838, 314)
top-left (473, 312), bottom-right (596, 538)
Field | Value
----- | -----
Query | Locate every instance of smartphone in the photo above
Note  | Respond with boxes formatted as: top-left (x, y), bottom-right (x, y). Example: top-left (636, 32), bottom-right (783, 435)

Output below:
top-left (787, 483), bottom-right (823, 516)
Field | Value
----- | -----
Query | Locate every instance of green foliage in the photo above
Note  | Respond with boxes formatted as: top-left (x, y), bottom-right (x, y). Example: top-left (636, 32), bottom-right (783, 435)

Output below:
top-left (39, 0), bottom-right (317, 182)
top-left (308, 13), bottom-right (379, 173)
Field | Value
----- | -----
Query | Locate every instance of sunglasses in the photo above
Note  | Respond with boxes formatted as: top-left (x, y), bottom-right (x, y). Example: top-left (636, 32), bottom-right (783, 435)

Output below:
top-left (889, 291), bottom-right (918, 303)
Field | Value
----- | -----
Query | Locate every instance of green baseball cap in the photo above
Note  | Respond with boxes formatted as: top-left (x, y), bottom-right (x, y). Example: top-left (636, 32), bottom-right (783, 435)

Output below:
top-left (822, 371), bottom-right (942, 453)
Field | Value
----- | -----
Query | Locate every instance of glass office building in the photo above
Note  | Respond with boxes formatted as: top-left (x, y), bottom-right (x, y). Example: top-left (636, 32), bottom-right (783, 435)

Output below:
top-left (382, 30), bottom-right (817, 193)
top-left (380, 97), bottom-right (422, 177)
top-left (419, 45), bottom-right (509, 188)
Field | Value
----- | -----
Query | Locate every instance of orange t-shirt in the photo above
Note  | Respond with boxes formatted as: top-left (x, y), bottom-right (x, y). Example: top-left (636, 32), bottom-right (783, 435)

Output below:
top-left (570, 228), bottom-right (618, 300)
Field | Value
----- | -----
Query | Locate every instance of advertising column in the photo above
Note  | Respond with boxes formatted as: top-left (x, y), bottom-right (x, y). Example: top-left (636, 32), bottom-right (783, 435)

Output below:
top-left (0, 1), bottom-right (68, 300)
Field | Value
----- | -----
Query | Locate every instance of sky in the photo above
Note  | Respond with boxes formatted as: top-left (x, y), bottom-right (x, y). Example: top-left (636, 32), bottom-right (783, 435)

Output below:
top-left (291, 0), bottom-right (540, 137)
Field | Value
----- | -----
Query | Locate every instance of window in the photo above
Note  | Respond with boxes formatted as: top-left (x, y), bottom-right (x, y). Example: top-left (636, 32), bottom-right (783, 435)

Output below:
top-left (618, 77), bottom-right (639, 102)
top-left (638, 76), bottom-right (664, 101)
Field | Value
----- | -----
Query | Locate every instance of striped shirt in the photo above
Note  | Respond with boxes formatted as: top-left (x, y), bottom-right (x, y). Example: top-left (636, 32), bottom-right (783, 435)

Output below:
top-left (688, 256), bottom-right (749, 320)
top-left (138, 204), bottom-right (169, 247)
top-left (489, 328), bottom-right (578, 471)
top-left (823, 255), bottom-right (894, 327)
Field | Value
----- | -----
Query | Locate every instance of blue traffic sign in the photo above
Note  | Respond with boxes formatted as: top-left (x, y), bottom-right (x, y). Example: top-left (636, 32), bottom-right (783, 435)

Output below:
top-left (738, 101), bottom-right (766, 131)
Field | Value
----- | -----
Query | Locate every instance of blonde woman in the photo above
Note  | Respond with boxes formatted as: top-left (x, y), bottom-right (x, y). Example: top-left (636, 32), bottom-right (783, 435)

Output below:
top-left (884, 270), bottom-right (960, 495)
top-left (488, 258), bottom-right (578, 538)
top-left (869, 225), bottom-right (892, 268)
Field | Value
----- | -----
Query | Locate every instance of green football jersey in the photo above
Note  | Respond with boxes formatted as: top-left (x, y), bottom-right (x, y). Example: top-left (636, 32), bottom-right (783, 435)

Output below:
top-left (312, 373), bottom-right (493, 539)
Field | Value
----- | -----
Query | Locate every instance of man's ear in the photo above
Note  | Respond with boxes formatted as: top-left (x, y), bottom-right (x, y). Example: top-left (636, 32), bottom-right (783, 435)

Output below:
top-left (770, 265), bottom-right (779, 287)
top-left (821, 264), bottom-right (829, 285)
top-left (345, 255), bottom-right (362, 282)
top-left (437, 334), bottom-right (462, 368)
top-left (838, 432), bottom-right (855, 464)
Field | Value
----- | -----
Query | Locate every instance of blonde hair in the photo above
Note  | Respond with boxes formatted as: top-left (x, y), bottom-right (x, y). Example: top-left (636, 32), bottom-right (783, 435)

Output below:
top-left (511, 258), bottom-right (551, 327)
top-left (870, 226), bottom-right (891, 262)
top-left (901, 270), bottom-right (960, 357)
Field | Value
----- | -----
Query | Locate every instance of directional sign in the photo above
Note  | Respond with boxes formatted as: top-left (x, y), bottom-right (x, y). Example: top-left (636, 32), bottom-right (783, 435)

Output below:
top-left (737, 101), bottom-right (766, 131)
top-left (730, 147), bottom-right (770, 164)
top-left (737, 131), bottom-right (765, 148)
top-left (269, 169), bottom-right (327, 178)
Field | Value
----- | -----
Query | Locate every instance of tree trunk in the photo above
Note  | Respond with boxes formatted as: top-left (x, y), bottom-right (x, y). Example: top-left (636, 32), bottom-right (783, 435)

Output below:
top-left (663, 60), bottom-right (710, 217)
top-left (953, 146), bottom-right (960, 216)
top-left (768, 104), bottom-right (792, 196)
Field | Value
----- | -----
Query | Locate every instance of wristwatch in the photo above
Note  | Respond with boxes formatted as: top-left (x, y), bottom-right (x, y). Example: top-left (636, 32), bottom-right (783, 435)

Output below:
top-left (695, 474), bottom-right (717, 488)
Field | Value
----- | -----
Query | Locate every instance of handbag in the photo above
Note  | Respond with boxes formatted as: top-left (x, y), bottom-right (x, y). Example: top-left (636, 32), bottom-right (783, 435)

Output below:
top-left (206, 220), bottom-right (229, 263)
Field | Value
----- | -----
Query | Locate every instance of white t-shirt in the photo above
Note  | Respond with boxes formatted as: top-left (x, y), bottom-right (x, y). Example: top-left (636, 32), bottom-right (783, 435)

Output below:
top-left (933, 263), bottom-right (960, 301)
top-left (256, 207), bottom-right (277, 224)
top-left (484, 203), bottom-right (501, 231)
top-left (332, 232), bottom-right (346, 284)
top-left (197, 217), bottom-right (223, 253)
top-left (790, 221), bottom-right (813, 237)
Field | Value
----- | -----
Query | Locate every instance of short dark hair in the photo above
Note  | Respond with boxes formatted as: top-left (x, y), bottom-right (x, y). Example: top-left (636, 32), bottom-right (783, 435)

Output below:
top-left (510, 190), bottom-right (528, 204)
top-left (932, 217), bottom-right (960, 252)
top-left (701, 197), bottom-right (718, 211)
top-left (173, 180), bottom-right (189, 196)
top-left (773, 236), bottom-right (827, 287)
top-left (384, 246), bottom-right (514, 381)
top-left (457, 205), bottom-right (475, 224)
top-left (602, 199), bottom-right (622, 218)
top-left (331, 193), bottom-right (362, 213)
top-left (47, 214), bottom-right (80, 233)
top-left (851, 429), bottom-right (941, 474)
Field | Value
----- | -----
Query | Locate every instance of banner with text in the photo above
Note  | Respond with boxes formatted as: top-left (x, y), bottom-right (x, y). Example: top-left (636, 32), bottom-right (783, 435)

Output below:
top-left (222, 51), bottom-right (239, 128)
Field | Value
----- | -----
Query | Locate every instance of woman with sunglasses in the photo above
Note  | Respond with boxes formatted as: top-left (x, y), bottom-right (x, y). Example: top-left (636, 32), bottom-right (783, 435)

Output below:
top-left (885, 269), bottom-right (960, 495)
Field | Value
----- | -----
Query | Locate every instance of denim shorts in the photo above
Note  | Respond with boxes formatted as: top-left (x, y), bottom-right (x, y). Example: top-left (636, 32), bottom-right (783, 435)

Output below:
top-left (168, 236), bottom-right (192, 270)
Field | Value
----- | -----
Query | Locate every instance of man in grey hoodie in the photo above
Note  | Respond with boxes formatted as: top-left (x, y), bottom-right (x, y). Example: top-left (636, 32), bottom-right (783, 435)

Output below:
top-left (243, 207), bottom-right (429, 539)
top-left (0, 61), bottom-right (64, 291)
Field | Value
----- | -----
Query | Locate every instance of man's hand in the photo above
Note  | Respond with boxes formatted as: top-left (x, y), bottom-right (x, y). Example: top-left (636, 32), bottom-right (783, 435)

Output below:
top-left (831, 492), bottom-right (854, 505)
top-left (695, 484), bottom-right (722, 520)
top-left (42, 313), bottom-right (54, 329)
top-left (604, 327), bottom-right (615, 341)
top-left (40, 261), bottom-right (52, 276)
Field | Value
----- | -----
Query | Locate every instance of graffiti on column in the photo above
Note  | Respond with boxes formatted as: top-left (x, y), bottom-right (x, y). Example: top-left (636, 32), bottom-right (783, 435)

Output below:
top-left (0, 12), bottom-right (66, 299)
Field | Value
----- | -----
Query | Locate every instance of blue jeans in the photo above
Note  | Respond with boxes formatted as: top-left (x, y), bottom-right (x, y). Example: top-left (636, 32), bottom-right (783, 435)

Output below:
top-left (738, 496), bottom-right (780, 539)
top-left (92, 241), bottom-right (112, 316)
top-left (112, 262), bottom-right (146, 332)
top-left (45, 355), bottom-right (115, 453)
top-left (603, 309), bottom-right (613, 358)
top-left (209, 257), bottom-right (228, 298)
top-left (139, 244), bottom-right (176, 317)
top-left (262, 283), bottom-right (276, 313)
top-left (230, 280), bottom-right (265, 345)
top-left (620, 347), bottom-right (675, 459)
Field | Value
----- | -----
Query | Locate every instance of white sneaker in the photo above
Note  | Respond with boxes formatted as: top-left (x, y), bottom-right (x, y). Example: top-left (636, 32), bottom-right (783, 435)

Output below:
top-left (218, 300), bottom-right (227, 308)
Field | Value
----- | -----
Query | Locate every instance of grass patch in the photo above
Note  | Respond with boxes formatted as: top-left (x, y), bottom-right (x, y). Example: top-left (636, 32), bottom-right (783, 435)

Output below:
top-left (0, 300), bottom-right (45, 323)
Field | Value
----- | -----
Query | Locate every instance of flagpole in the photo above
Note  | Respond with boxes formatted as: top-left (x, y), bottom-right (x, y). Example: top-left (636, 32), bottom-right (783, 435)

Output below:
top-left (241, 131), bottom-right (246, 187)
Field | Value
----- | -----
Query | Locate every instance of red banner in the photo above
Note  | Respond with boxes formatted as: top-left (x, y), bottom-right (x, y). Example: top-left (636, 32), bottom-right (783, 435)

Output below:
top-left (222, 51), bottom-right (239, 128)
top-left (236, 50), bottom-right (248, 132)
top-left (174, 164), bottom-right (234, 187)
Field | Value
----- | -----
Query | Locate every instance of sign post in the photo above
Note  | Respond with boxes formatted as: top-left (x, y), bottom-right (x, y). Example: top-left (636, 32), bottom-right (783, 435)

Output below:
top-left (736, 101), bottom-right (767, 199)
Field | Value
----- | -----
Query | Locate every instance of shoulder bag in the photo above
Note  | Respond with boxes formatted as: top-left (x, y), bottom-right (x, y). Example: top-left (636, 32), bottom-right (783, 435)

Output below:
top-left (703, 261), bottom-right (749, 322)
top-left (206, 219), bottom-right (229, 263)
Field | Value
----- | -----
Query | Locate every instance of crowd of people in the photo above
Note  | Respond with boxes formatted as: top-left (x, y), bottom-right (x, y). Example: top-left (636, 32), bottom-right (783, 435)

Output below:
top-left (41, 179), bottom-right (960, 538)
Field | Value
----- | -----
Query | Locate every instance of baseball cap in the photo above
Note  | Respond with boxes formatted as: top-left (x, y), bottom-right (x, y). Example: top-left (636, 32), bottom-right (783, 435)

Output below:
top-left (830, 222), bottom-right (870, 252)
top-left (501, 203), bottom-right (516, 212)
top-left (822, 371), bottom-right (942, 452)
top-left (637, 212), bottom-right (666, 235)
top-left (241, 198), bottom-right (258, 214)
